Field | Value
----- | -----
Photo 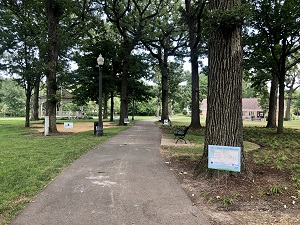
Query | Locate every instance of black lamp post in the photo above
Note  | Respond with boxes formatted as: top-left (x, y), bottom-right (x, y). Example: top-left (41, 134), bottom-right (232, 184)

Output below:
top-left (96, 54), bottom-right (104, 137)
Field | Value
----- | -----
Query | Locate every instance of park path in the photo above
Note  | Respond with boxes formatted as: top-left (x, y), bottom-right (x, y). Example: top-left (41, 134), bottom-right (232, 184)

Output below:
top-left (10, 120), bottom-right (210, 225)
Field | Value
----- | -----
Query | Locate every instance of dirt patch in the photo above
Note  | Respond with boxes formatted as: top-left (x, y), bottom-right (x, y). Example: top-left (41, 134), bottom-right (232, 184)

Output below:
top-left (27, 122), bottom-right (115, 136)
top-left (161, 150), bottom-right (300, 224)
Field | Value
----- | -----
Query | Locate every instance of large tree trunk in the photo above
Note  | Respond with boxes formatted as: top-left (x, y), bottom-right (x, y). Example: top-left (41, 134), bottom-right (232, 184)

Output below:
top-left (160, 37), bottom-right (170, 123)
top-left (190, 47), bottom-right (201, 128)
top-left (266, 73), bottom-right (278, 128)
top-left (197, 0), bottom-right (245, 174)
top-left (110, 91), bottom-right (114, 122)
top-left (31, 79), bottom-right (40, 121)
top-left (141, 35), bottom-right (171, 123)
top-left (285, 73), bottom-right (298, 121)
top-left (118, 50), bottom-right (131, 125)
top-left (285, 88), bottom-right (293, 121)
top-left (156, 96), bottom-right (160, 118)
top-left (25, 87), bottom-right (31, 127)
top-left (161, 61), bottom-right (169, 122)
top-left (277, 52), bottom-right (287, 134)
top-left (46, 0), bottom-right (60, 133)
top-left (119, 73), bottom-right (128, 125)
top-left (277, 73), bottom-right (285, 134)
top-left (185, 0), bottom-right (205, 129)
top-left (24, 44), bottom-right (31, 128)
top-left (103, 92), bottom-right (109, 119)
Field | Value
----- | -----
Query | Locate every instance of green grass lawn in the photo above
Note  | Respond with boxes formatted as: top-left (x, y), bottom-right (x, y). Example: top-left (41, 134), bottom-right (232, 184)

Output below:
top-left (244, 127), bottom-right (300, 189)
top-left (1, 116), bottom-right (300, 224)
top-left (168, 115), bottom-right (300, 129)
top-left (0, 118), bottom-right (128, 224)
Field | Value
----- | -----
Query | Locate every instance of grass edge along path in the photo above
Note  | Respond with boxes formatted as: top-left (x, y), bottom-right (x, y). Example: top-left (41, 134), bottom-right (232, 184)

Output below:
top-left (0, 121), bottom-right (129, 225)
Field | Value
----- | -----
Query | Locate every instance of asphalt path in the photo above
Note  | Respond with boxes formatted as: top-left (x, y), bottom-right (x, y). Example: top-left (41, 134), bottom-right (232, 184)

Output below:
top-left (10, 120), bottom-right (210, 225)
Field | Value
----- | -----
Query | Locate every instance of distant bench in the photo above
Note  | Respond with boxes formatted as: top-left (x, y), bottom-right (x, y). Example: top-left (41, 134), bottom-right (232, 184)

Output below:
top-left (174, 126), bottom-right (190, 144)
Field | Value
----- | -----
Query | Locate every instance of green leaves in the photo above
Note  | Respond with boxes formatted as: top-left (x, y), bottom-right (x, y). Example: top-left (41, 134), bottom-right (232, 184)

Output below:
top-left (0, 79), bottom-right (26, 117)
top-left (207, 5), bottom-right (249, 31)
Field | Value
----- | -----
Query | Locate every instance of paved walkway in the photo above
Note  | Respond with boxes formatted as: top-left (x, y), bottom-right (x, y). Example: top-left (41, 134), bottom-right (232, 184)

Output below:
top-left (10, 121), bottom-right (210, 225)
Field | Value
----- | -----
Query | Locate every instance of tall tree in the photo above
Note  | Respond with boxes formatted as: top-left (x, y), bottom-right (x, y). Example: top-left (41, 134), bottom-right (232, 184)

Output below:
top-left (183, 0), bottom-right (207, 129)
top-left (141, 0), bottom-right (186, 123)
top-left (142, 34), bottom-right (173, 123)
top-left (244, 30), bottom-right (279, 128)
top-left (45, 0), bottom-right (62, 132)
top-left (102, 0), bottom-right (167, 125)
top-left (0, 0), bottom-right (45, 127)
top-left (44, 0), bottom-right (98, 132)
top-left (264, 72), bottom-right (279, 128)
top-left (197, 0), bottom-right (245, 173)
top-left (249, 0), bottom-right (300, 134)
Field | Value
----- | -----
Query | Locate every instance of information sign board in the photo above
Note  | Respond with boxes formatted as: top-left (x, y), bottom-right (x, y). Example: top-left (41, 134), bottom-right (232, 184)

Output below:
top-left (208, 145), bottom-right (241, 172)
top-left (64, 122), bottom-right (74, 129)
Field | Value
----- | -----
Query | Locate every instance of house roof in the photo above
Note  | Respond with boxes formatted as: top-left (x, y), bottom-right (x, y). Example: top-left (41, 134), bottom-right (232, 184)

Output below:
top-left (39, 88), bottom-right (73, 101)
top-left (60, 88), bottom-right (73, 100)
top-left (200, 98), bottom-right (262, 111)
top-left (242, 98), bottom-right (262, 110)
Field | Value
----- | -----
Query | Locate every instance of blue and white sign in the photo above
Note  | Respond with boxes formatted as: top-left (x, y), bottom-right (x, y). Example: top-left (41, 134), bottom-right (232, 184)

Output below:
top-left (208, 145), bottom-right (241, 172)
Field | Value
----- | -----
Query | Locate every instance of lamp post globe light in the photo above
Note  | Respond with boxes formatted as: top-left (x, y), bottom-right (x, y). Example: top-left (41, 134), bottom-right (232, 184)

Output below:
top-left (96, 54), bottom-right (104, 137)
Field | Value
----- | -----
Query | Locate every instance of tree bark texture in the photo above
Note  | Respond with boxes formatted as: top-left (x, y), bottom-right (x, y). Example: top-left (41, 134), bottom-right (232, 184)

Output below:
top-left (285, 85), bottom-right (295, 121)
top-left (46, 0), bottom-right (60, 133)
top-left (103, 93), bottom-right (109, 119)
top-left (161, 60), bottom-right (169, 122)
top-left (119, 72), bottom-right (128, 125)
top-left (277, 72), bottom-right (285, 134)
top-left (160, 36), bottom-right (170, 123)
top-left (118, 48), bottom-right (131, 126)
top-left (110, 91), bottom-right (114, 122)
top-left (31, 79), bottom-right (40, 121)
top-left (199, 0), bottom-right (245, 174)
top-left (277, 50), bottom-right (287, 134)
top-left (266, 73), bottom-right (278, 128)
top-left (25, 87), bottom-right (31, 127)
top-left (285, 90), bottom-right (292, 121)
top-left (190, 47), bottom-right (201, 128)
top-left (156, 97), bottom-right (160, 118)
top-left (24, 43), bottom-right (31, 128)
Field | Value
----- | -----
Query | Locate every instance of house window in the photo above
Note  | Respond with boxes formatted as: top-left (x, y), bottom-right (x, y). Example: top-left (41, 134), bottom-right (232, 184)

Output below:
top-left (258, 112), bottom-right (264, 118)
top-left (249, 111), bottom-right (254, 116)
top-left (242, 111), bottom-right (245, 116)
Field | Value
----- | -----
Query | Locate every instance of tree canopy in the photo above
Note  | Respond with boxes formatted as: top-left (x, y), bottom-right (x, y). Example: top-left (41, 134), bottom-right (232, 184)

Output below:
top-left (0, 0), bottom-right (299, 140)
top-left (246, 0), bottom-right (300, 133)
